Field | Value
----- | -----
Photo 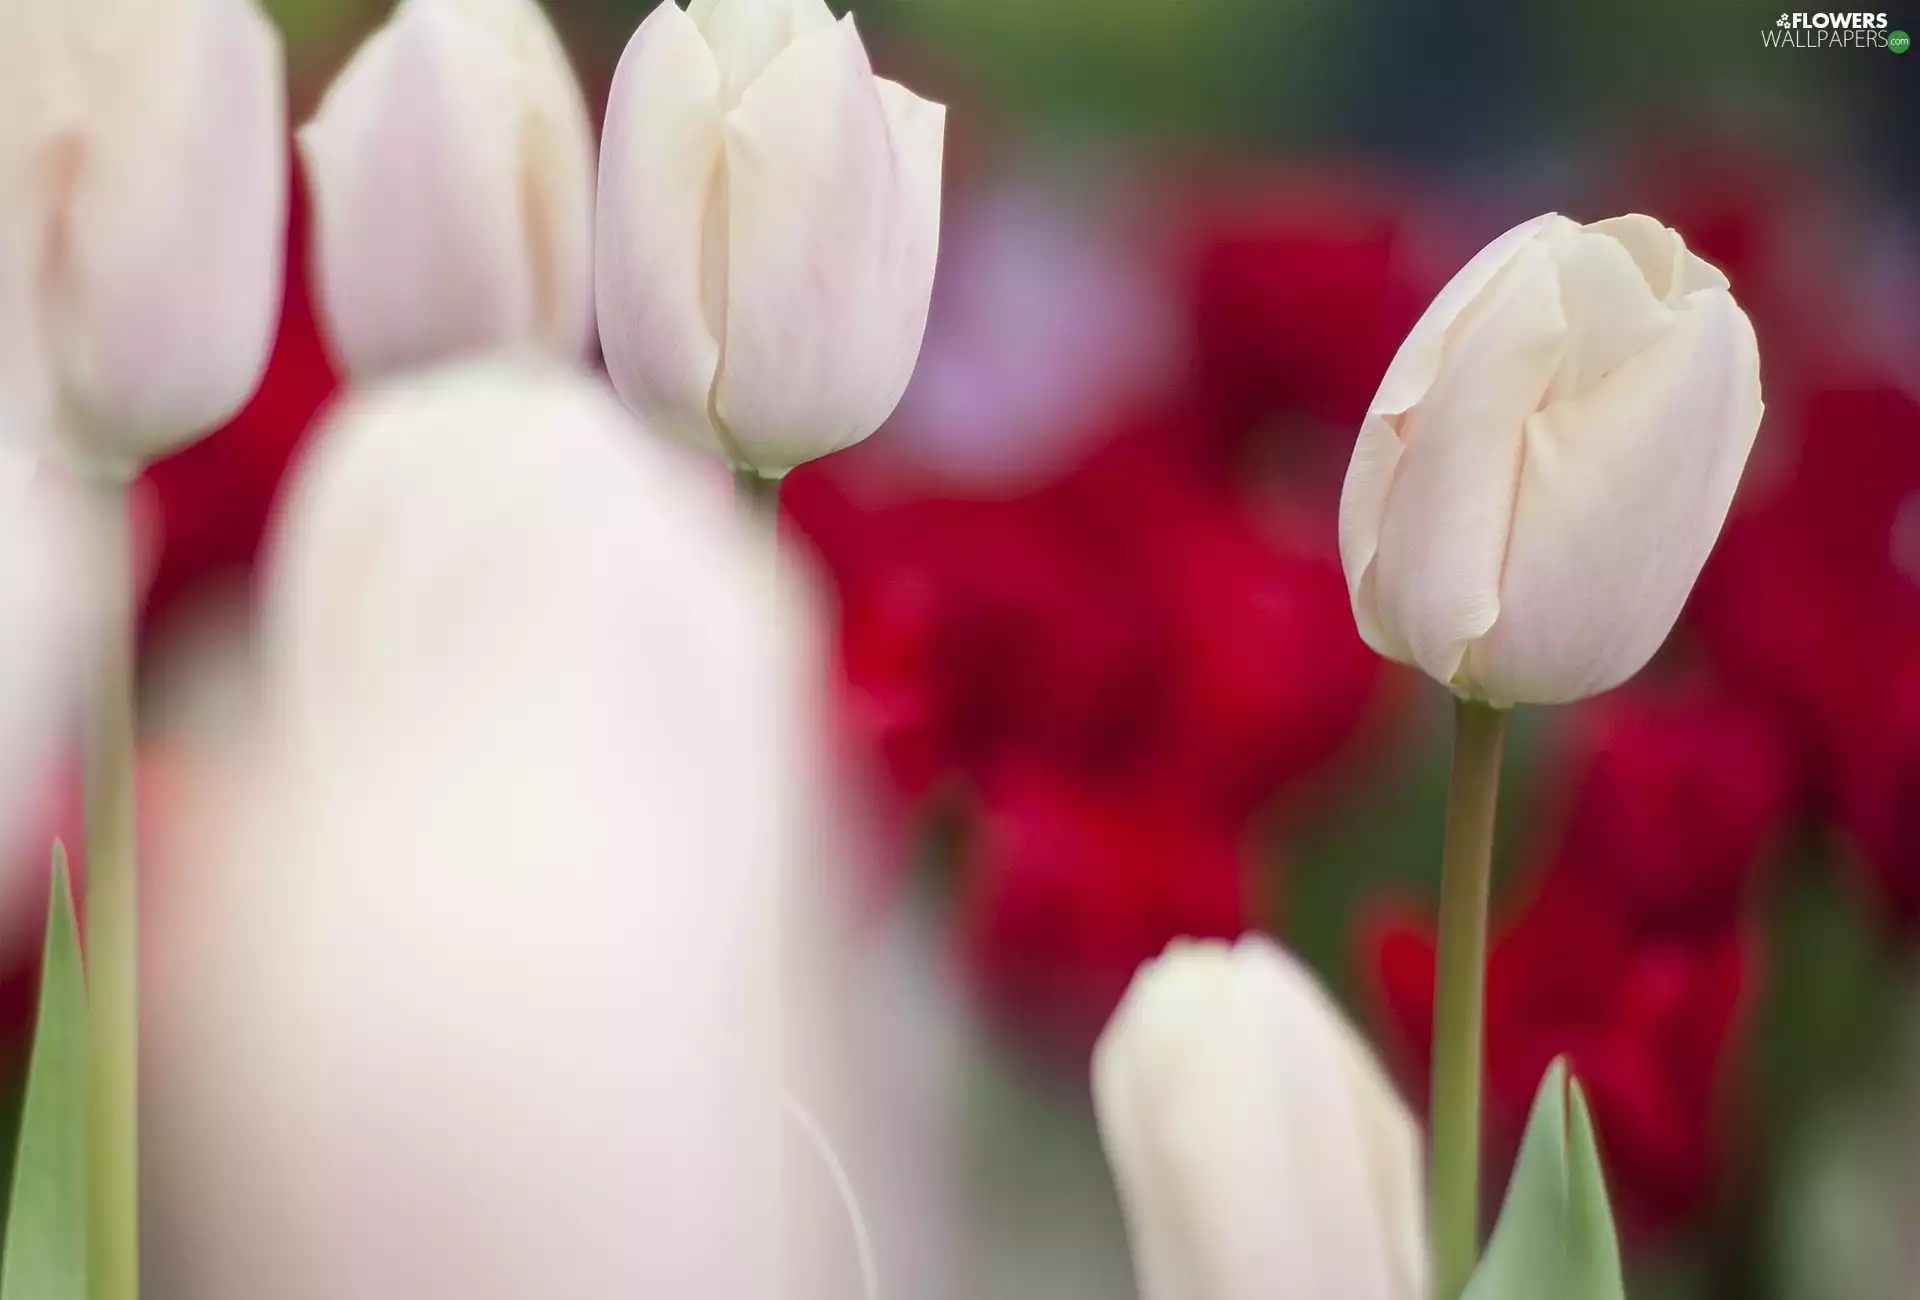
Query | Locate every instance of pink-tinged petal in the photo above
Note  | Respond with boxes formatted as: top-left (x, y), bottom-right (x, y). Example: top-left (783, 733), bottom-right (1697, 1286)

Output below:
top-left (715, 16), bottom-right (945, 474)
top-left (0, 450), bottom-right (80, 857)
top-left (1369, 240), bottom-right (1567, 688)
top-left (688, 0), bottom-right (835, 106)
top-left (0, 0), bottom-right (69, 454)
top-left (453, 0), bottom-right (599, 362)
top-left (1462, 288), bottom-right (1763, 704)
top-left (0, 212), bottom-right (56, 459)
top-left (55, 0), bottom-right (286, 471)
top-left (1369, 212), bottom-right (1572, 418)
top-left (596, 1), bottom-right (729, 459)
top-left (302, 0), bottom-right (537, 380)
top-left (1336, 411), bottom-right (1412, 664)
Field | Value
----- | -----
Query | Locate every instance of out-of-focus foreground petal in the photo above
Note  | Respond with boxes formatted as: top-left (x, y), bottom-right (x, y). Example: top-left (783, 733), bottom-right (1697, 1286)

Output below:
top-left (145, 361), bottom-right (944, 1300)
top-left (0, 449), bottom-right (80, 861)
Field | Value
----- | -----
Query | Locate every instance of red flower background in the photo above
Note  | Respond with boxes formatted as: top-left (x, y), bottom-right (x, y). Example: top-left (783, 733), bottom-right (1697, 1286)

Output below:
top-left (8, 118), bottom-right (1917, 1288)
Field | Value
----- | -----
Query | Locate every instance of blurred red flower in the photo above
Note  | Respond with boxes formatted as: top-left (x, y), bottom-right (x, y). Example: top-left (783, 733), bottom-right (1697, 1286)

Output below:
top-left (139, 171), bottom-right (337, 643)
top-left (1185, 181), bottom-right (1428, 433)
top-left (787, 404), bottom-right (1381, 824)
top-left (1838, 654), bottom-right (1920, 925)
top-left (1691, 383), bottom-right (1920, 779)
top-left (1691, 381), bottom-right (1920, 924)
top-left (960, 765), bottom-right (1253, 1066)
top-left (1555, 690), bottom-right (1795, 934)
top-left (1369, 867), bottom-right (1754, 1240)
top-left (1366, 681), bottom-right (1781, 1237)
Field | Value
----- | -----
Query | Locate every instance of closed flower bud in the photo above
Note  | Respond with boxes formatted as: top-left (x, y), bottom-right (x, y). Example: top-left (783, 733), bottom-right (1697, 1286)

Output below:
top-left (300, 0), bottom-right (596, 380)
top-left (1093, 936), bottom-right (1427, 1300)
top-left (596, 0), bottom-right (945, 476)
top-left (0, 0), bottom-right (288, 476)
top-left (1338, 214), bottom-right (1763, 706)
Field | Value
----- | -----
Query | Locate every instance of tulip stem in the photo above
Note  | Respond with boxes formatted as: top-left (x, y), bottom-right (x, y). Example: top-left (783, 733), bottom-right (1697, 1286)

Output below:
top-left (1430, 698), bottom-right (1508, 1300)
top-left (81, 478), bottom-right (140, 1300)
top-left (732, 467), bottom-right (781, 521)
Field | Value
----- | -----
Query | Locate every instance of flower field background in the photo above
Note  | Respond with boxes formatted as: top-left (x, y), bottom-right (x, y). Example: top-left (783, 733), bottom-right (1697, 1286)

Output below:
top-left (10, 1), bottom-right (1916, 1296)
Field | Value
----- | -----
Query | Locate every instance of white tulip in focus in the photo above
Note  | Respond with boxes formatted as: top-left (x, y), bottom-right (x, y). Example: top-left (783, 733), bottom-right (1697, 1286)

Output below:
top-left (1094, 935), bottom-right (1427, 1300)
top-left (146, 363), bottom-right (805, 1300)
top-left (596, 0), bottom-right (946, 476)
top-left (0, 0), bottom-right (287, 476)
top-left (1338, 213), bottom-right (1763, 706)
top-left (300, 0), bottom-right (596, 379)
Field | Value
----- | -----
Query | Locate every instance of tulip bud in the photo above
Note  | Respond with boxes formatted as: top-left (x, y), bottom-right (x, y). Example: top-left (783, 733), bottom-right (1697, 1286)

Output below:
top-left (1338, 213), bottom-right (1763, 706)
top-left (0, 0), bottom-right (288, 476)
top-left (300, 0), bottom-right (597, 379)
top-left (596, 0), bottom-right (946, 476)
top-left (1093, 936), bottom-right (1427, 1300)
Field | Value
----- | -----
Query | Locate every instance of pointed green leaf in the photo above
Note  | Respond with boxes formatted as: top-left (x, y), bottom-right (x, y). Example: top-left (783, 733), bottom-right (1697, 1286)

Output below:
top-left (0, 845), bottom-right (87, 1300)
top-left (1461, 1057), bottom-right (1626, 1300)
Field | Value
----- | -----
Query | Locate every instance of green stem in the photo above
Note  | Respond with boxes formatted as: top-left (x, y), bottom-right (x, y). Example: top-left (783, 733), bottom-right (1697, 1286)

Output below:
top-left (732, 465), bottom-right (781, 521)
top-left (81, 480), bottom-right (138, 1300)
top-left (1430, 697), bottom-right (1508, 1300)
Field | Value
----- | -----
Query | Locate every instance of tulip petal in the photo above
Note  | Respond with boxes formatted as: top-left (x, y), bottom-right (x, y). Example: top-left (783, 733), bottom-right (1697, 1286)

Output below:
top-left (0, 5), bottom-right (67, 458)
top-left (53, 0), bottom-right (286, 470)
top-left (1586, 213), bottom-right (1728, 303)
top-left (1095, 938), bottom-right (1424, 1300)
top-left (596, 1), bottom-right (729, 460)
top-left (1543, 228), bottom-right (1674, 403)
top-left (715, 16), bottom-right (945, 473)
top-left (1462, 287), bottom-right (1763, 703)
top-left (455, 0), bottom-right (598, 361)
top-left (1327, 1010), bottom-right (1430, 1300)
top-left (689, 0), bottom-right (835, 106)
top-left (303, 0), bottom-right (575, 380)
top-left (1368, 240), bottom-right (1567, 688)
top-left (1369, 213), bottom-right (1573, 419)
top-left (1337, 412), bottom-right (1413, 664)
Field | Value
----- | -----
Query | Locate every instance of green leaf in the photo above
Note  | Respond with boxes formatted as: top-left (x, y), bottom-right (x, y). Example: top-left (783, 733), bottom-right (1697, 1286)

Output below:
top-left (0, 844), bottom-right (87, 1300)
top-left (1462, 1057), bottom-right (1626, 1300)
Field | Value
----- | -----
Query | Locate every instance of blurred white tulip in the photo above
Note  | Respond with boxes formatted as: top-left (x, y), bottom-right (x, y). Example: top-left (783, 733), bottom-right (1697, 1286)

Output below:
top-left (300, 0), bottom-right (596, 379)
top-left (147, 363), bottom-right (808, 1299)
top-left (0, 448), bottom-right (80, 862)
top-left (1094, 936), bottom-right (1427, 1300)
top-left (596, 0), bottom-right (945, 476)
top-left (0, 0), bottom-right (287, 476)
top-left (1338, 213), bottom-right (1763, 706)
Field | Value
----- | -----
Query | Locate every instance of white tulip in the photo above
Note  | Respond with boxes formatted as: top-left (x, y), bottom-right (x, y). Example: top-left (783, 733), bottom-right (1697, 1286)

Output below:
top-left (1094, 935), bottom-right (1427, 1300)
top-left (300, 0), bottom-right (596, 379)
top-left (0, 0), bottom-right (287, 477)
top-left (1338, 213), bottom-right (1763, 706)
top-left (0, 448), bottom-right (80, 860)
top-left (146, 363), bottom-right (799, 1299)
top-left (596, 0), bottom-right (946, 476)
